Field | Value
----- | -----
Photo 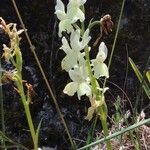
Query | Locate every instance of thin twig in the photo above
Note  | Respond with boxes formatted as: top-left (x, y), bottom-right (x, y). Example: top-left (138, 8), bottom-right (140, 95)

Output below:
top-left (103, 0), bottom-right (126, 89)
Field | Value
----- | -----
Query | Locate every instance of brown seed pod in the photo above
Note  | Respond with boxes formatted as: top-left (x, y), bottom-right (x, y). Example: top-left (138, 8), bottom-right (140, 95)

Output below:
top-left (93, 14), bottom-right (114, 47)
top-left (100, 14), bottom-right (114, 35)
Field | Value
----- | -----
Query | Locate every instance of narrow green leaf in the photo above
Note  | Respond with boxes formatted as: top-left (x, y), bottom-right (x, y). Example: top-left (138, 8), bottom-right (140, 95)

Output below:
top-left (129, 57), bottom-right (150, 99)
top-left (0, 131), bottom-right (28, 150)
top-left (86, 116), bottom-right (98, 150)
top-left (35, 118), bottom-right (43, 148)
top-left (78, 118), bottom-right (150, 150)
top-left (146, 70), bottom-right (150, 83)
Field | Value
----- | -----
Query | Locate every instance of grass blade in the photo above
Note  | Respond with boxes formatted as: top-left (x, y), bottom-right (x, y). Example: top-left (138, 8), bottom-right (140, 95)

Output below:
top-left (78, 118), bottom-right (150, 150)
top-left (35, 118), bottom-right (43, 148)
top-left (129, 57), bottom-right (150, 99)
top-left (146, 70), bottom-right (150, 83)
top-left (0, 131), bottom-right (28, 150)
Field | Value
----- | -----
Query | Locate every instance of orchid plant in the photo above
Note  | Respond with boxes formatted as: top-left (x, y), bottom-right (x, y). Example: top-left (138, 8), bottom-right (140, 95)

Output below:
top-left (55, 0), bottom-right (112, 149)
top-left (0, 17), bottom-right (40, 150)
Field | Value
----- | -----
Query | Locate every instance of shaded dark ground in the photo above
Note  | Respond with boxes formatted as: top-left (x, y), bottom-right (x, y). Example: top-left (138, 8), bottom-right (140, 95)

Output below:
top-left (0, 0), bottom-right (150, 149)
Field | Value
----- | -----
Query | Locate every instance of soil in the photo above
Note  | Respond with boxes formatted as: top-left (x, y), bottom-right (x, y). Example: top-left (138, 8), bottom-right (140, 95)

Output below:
top-left (0, 0), bottom-right (150, 149)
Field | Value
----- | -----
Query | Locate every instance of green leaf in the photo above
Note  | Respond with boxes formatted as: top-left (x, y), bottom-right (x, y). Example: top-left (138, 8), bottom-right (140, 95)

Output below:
top-left (35, 118), bottom-right (43, 148)
top-left (0, 131), bottom-right (28, 150)
top-left (129, 57), bottom-right (150, 99)
top-left (86, 116), bottom-right (97, 150)
top-left (146, 70), bottom-right (150, 83)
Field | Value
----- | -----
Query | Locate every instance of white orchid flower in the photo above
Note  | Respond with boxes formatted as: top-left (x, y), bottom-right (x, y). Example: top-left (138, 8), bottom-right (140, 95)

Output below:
top-left (70, 29), bottom-right (91, 50)
top-left (91, 42), bottom-right (109, 79)
top-left (60, 29), bottom-right (91, 71)
top-left (63, 66), bottom-right (91, 100)
top-left (55, 0), bottom-right (86, 37)
top-left (61, 48), bottom-right (85, 72)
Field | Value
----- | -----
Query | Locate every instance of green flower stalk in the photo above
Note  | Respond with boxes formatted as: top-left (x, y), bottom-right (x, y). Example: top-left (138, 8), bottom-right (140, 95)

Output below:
top-left (0, 17), bottom-right (39, 150)
top-left (55, 0), bottom-right (112, 149)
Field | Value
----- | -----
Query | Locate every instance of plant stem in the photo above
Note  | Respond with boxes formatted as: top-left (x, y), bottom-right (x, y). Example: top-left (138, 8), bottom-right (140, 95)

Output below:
top-left (88, 21), bottom-right (100, 30)
top-left (98, 105), bottom-right (112, 150)
top-left (23, 102), bottom-right (37, 149)
top-left (85, 46), bottom-right (97, 94)
top-left (15, 74), bottom-right (37, 149)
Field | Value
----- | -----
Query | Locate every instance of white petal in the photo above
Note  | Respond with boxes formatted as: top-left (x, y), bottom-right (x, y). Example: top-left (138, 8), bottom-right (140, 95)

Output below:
top-left (55, 10), bottom-right (67, 21)
top-left (93, 62), bottom-right (109, 79)
top-left (61, 51), bottom-right (78, 71)
top-left (70, 29), bottom-right (90, 51)
top-left (97, 42), bottom-right (108, 62)
top-left (63, 82), bottom-right (78, 96)
top-left (77, 82), bottom-right (91, 99)
top-left (67, 0), bottom-right (79, 10)
top-left (74, 8), bottom-right (85, 23)
top-left (69, 0), bottom-right (87, 6)
top-left (78, 52), bottom-right (86, 66)
top-left (70, 29), bottom-right (81, 50)
top-left (79, 0), bottom-right (87, 6)
top-left (82, 29), bottom-right (91, 47)
top-left (69, 66), bottom-right (89, 82)
top-left (58, 19), bottom-right (73, 37)
top-left (60, 37), bottom-right (71, 53)
top-left (55, 0), bottom-right (67, 20)
top-left (55, 0), bottom-right (65, 14)
top-left (71, 29), bottom-right (84, 51)
top-left (80, 65), bottom-right (89, 80)
top-left (69, 67), bottom-right (82, 82)
top-left (67, 7), bottom-right (85, 23)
